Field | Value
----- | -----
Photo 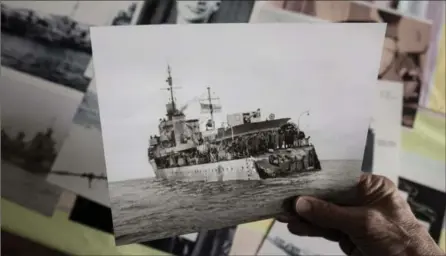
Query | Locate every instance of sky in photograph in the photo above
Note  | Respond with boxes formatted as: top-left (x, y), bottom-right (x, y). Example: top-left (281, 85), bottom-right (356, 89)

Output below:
top-left (3, 1), bottom-right (139, 25)
top-left (91, 23), bottom-right (386, 182)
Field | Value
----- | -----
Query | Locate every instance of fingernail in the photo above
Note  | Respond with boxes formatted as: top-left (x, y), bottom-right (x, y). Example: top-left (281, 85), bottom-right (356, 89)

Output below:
top-left (295, 197), bottom-right (312, 214)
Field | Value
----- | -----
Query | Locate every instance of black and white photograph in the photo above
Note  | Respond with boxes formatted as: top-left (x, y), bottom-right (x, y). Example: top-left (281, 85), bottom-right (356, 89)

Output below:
top-left (90, 23), bottom-right (385, 245)
top-left (262, 235), bottom-right (315, 256)
top-left (136, 0), bottom-right (255, 25)
top-left (46, 81), bottom-right (109, 206)
top-left (249, 0), bottom-right (329, 24)
top-left (0, 75), bottom-right (82, 215)
top-left (398, 177), bottom-right (446, 244)
top-left (1, 1), bottom-right (142, 93)
top-left (0, 1), bottom-right (143, 216)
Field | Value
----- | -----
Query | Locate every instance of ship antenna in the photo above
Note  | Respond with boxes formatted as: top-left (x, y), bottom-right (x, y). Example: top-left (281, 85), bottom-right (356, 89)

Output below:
top-left (207, 87), bottom-right (214, 128)
top-left (161, 64), bottom-right (181, 118)
top-left (69, 1), bottom-right (80, 19)
top-left (167, 65), bottom-right (175, 111)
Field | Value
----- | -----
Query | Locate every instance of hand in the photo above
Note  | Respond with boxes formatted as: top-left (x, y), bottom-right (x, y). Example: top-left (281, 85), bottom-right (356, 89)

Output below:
top-left (277, 174), bottom-right (444, 256)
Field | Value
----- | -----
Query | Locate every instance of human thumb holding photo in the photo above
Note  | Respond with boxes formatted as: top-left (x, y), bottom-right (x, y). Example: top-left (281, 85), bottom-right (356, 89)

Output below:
top-left (278, 174), bottom-right (444, 256)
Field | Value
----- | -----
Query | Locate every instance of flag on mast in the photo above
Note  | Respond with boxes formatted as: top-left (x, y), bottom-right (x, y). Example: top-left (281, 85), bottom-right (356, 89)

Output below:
top-left (200, 102), bottom-right (222, 113)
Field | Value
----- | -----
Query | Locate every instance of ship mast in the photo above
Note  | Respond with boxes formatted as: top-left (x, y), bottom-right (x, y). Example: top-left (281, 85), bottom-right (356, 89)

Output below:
top-left (167, 65), bottom-right (176, 111)
top-left (161, 65), bottom-right (181, 119)
top-left (69, 1), bottom-right (80, 19)
top-left (205, 87), bottom-right (220, 130)
top-left (207, 87), bottom-right (214, 128)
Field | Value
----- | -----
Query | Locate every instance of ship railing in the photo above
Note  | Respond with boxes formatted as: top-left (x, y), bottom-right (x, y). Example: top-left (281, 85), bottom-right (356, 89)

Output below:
top-left (215, 127), bottom-right (280, 142)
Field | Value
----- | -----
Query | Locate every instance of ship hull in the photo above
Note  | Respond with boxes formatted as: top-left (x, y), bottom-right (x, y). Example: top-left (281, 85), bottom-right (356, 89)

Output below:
top-left (152, 158), bottom-right (261, 182)
top-left (151, 146), bottom-right (321, 182)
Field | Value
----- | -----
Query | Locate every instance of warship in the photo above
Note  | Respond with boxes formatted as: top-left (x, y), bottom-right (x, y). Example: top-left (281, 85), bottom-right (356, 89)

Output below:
top-left (148, 66), bottom-right (321, 182)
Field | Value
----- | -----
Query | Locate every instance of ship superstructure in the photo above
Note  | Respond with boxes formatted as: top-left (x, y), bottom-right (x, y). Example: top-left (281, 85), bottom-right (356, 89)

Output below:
top-left (148, 66), bottom-right (321, 182)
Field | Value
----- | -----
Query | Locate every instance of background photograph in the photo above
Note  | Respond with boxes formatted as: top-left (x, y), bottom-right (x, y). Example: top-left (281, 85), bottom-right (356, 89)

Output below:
top-left (90, 23), bottom-right (385, 244)
top-left (257, 220), bottom-right (343, 256)
top-left (259, 0), bottom-right (431, 128)
top-left (0, 75), bottom-right (82, 215)
top-left (1, 1), bottom-right (141, 93)
top-left (136, 0), bottom-right (255, 25)
top-left (0, 0), bottom-right (143, 216)
top-left (46, 81), bottom-right (109, 206)
top-left (398, 177), bottom-right (446, 243)
top-left (363, 80), bottom-right (403, 184)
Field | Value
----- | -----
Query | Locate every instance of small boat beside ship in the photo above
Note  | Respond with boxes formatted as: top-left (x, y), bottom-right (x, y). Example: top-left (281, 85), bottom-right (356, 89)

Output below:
top-left (148, 66), bottom-right (321, 182)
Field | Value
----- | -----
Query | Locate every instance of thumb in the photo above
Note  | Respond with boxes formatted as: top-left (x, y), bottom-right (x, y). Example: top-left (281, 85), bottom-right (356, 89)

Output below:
top-left (295, 196), bottom-right (358, 233)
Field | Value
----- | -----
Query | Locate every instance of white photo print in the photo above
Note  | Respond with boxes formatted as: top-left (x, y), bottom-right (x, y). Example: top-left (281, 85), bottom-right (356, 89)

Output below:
top-left (90, 23), bottom-right (385, 245)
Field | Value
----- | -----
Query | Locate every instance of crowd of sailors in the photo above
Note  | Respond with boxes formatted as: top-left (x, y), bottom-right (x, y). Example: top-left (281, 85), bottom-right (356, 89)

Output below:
top-left (150, 127), bottom-right (313, 169)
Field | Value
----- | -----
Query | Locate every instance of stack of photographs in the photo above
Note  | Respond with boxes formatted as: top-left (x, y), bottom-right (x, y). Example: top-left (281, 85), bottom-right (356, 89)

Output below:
top-left (1, 1), bottom-right (144, 216)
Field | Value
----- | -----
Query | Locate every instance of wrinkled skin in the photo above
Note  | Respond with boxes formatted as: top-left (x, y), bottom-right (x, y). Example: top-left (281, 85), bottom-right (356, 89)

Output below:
top-left (277, 174), bottom-right (444, 256)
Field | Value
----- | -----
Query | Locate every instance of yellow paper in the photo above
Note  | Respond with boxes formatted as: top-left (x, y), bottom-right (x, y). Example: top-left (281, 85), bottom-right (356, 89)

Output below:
top-left (402, 108), bottom-right (446, 162)
top-left (428, 23), bottom-right (446, 114)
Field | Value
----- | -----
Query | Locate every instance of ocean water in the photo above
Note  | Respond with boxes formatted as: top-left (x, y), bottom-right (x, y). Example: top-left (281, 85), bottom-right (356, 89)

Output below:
top-left (110, 160), bottom-right (361, 245)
